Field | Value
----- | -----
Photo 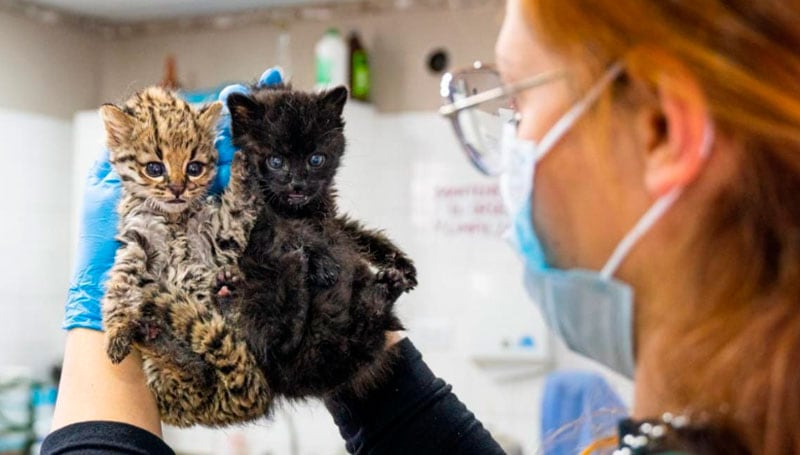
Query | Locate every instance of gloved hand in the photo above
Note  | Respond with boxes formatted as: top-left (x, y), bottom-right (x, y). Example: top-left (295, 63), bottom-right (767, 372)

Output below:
top-left (211, 67), bottom-right (284, 193)
top-left (64, 67), bottom-right (284, 331)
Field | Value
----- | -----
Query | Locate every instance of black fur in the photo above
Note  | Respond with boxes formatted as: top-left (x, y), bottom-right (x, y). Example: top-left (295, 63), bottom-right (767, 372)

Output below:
top-left (228, 85), bottom-right (417, 398)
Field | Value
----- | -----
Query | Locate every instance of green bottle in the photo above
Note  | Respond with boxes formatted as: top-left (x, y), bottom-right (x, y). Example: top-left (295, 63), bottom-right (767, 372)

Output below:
top-left (348, 31), bottom-right (370, 101)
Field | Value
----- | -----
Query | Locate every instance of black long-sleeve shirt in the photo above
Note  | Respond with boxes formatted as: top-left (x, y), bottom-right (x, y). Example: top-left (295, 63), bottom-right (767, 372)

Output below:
top-left (41, 339), bottom-right (505, 454)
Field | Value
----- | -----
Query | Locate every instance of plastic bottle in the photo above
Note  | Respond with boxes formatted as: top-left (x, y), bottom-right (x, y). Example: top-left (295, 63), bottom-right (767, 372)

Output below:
top-left (315, 28), bottom-right (347, 90)
top-left (348, 30), bottom-right (370, 102)
top-left (276, 28), bottom-right (292, 81)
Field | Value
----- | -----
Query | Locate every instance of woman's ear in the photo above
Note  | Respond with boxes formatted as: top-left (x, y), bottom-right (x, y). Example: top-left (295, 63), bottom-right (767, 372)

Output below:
top-left (636, 52), bottom-right (714, 197)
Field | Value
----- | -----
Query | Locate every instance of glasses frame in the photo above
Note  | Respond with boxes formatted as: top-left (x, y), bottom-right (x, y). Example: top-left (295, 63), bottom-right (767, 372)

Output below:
top-left (439, 62), bottom-right (568, 175)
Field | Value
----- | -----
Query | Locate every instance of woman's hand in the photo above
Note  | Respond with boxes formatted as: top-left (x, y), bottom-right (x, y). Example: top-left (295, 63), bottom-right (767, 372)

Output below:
top-left (386, 331), bottom-right (407, 347)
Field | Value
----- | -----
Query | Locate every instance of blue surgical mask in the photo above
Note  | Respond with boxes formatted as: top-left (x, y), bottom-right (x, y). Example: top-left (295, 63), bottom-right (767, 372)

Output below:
top-left (502, 63), bottom-right (712, 378)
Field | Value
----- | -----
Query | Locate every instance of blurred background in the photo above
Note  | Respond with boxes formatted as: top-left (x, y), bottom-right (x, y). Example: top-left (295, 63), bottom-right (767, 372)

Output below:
top-left (0, 0), bottom-right (632, 453)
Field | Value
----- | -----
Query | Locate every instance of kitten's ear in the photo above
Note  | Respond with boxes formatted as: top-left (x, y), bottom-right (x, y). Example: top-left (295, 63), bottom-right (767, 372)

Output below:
top-left (227, 93), bottom-right (263, 126)
top-left (99, 104), bottom-right (135, 148)
top-left (320, 86), bottom-right (348, 115)
top-left (198, 101), bottom-right (223, 130)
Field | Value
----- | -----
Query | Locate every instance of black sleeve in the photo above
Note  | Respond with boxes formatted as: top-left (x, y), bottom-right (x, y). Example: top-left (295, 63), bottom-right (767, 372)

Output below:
top-left (41, 421), bottom-right (175, 455)
top-left (325, 338), bottom-right (506, 455)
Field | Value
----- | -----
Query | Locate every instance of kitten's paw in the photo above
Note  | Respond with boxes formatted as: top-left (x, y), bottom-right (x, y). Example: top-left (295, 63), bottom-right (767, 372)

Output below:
top-left (105, 327), bottom-right (133, 364)
top-left (214, 266), bottom-right (242, 306)
top-left (376, 268), bottom-right (405, 302)
top-left (376, 267), bottom-right (401, 284)
top-left (393, 256), bottom-right (418, 290)
top-left (217, 285), bottom-right (232, 298)
top-left (377, 265), bottom-right (416, 295)
top-left (132, 303), bottom-right (167, 345)
top-left (215, 285), bottom-right (235, 308)
top-left (135, 319), bottom-right (162, 342)
top-left (104, 301), bottom-right (165, 363)
top-left (309, 254), bottom-right (340, 288)
top-left (215, 267), bottom-right (242, 286)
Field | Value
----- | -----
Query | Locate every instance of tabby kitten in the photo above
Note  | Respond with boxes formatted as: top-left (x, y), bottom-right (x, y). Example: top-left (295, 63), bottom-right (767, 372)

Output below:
top-left (227, 85), bottom-right (417, 399)
top-left (99, 87), bottom-right (272, 427)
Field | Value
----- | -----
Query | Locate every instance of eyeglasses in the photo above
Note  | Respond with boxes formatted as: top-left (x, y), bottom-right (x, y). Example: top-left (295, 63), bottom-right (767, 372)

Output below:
top-left (439, 62), bottom-right (567, 176)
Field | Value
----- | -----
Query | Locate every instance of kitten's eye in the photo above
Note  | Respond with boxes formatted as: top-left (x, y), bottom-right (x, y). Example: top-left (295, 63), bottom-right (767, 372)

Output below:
top-left (145, 162), bottom-right (165, 178)
top-left (267, 155), bottom-right (285, 170)
top-left (186, 161), bottom-right (204, 177)
top-left (308, 154), bottom-right (326, 168)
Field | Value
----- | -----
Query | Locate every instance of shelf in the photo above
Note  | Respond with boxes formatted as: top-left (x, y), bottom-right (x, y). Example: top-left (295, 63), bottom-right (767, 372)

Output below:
top-left (471, 350), bottom-right (551, 365)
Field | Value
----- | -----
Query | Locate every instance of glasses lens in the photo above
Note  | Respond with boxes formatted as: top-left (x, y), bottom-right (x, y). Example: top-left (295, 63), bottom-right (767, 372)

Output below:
top-left (449, 69), bottom-right (514, 175)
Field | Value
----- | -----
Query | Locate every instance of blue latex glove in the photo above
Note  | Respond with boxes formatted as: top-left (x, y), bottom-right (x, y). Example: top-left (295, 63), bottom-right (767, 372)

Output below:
top-left (64, 67), bottom-right (284, 331)
top-left (540, 371), bottom-right (626, 455)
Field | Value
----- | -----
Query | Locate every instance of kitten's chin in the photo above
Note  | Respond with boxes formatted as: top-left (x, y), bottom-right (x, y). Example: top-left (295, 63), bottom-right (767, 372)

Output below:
top-left (152, 198), bottom-right (191, 214)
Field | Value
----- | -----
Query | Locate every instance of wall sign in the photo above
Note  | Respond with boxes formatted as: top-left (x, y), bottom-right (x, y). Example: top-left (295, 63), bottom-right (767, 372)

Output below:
top-left (433, 183), bottom-right (508, 237)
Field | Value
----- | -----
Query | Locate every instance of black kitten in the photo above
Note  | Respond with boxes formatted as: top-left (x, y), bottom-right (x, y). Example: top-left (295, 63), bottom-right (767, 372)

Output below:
top-left (227, 84), bottom-right (417, 398)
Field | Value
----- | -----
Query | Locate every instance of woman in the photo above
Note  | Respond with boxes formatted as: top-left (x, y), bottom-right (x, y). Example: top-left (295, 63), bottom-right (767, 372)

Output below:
top-left (45, 0), bottom-right (800, 453)
top-left (489, 0), bottom-right (799, 452)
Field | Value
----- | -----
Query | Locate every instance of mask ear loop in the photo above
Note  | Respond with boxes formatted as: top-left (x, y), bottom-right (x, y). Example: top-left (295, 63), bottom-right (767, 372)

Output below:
top-left (600, 121), bottom-right (716, 279)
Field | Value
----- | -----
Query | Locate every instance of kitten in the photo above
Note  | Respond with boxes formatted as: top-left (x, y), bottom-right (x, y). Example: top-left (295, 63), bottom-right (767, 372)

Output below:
top-left (227, 84), bottom-right (417, 399)
top-left (99, 87), bottom-right (272, 427)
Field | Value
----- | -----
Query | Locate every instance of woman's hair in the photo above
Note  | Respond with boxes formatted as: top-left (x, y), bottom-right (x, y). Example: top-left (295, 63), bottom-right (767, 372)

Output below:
top-left (522, 1), bottom-right (800, 453)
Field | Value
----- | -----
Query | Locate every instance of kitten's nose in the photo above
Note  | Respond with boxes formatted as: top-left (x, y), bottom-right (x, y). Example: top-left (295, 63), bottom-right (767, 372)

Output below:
top-left (291, 179), bottom-right (306, 191)
top-left (168, 183), bottom-right (185, 197)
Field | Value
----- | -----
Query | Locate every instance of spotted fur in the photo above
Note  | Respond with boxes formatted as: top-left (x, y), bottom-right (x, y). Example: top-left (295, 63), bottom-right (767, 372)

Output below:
top-left (99, 86), bottom-right (272, 427)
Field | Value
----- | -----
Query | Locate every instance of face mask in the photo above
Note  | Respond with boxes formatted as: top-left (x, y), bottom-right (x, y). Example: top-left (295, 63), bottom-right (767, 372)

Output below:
top-left (502, 63), bottom-right (712, 378)
top-left (499, 123), bottom-right (536, 222)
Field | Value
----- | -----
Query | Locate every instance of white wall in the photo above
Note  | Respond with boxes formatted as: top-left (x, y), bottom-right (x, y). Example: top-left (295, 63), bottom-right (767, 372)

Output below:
top-left (0, 12), bottom-right (101, 119)
top-left (0, 11), bottom-right (101, 382)
top-left (0, 108), bottom-right (72, 377)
